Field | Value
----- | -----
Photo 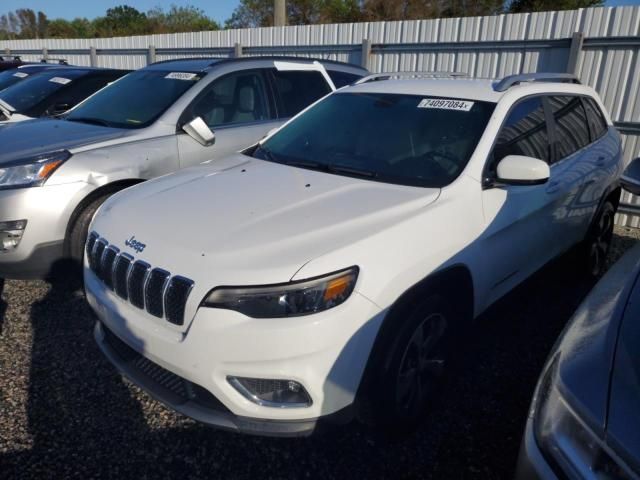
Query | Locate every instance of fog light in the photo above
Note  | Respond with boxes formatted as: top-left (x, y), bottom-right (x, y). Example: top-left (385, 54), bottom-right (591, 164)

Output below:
top-left (227, 376), bottom-right (312, 408)
top-left (0, 220), bottom-right (27, 252)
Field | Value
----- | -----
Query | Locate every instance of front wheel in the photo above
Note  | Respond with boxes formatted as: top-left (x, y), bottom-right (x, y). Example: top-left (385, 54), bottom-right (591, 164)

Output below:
top-left (364, 295), bottom-right (455, 433)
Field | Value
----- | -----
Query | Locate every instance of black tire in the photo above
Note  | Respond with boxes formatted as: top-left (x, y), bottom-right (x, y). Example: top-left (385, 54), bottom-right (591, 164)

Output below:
top-left (66, 193), bottom-right (112, 267)
top-left (363, 294), bottom-right (456, 434)
top-left (582, 200), bottom-right (615, 278)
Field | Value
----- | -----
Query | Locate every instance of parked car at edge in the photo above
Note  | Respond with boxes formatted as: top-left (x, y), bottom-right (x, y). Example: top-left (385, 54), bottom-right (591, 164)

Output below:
top-left (0, 63), bottom-right (70, 93)
top-left (0, 55), bottom-right (26, 72)
top-left (0, 56), bottom-right (366, 279)
top-left (516, 158), bottom-right (640, 480)
top-left (85, 72), bottom-right (624, 437)
top-left (0, 66), bottom-right (129, 123)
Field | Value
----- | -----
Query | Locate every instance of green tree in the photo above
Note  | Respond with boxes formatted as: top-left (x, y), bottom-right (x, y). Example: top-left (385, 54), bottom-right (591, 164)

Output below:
top-left (508, 0), bottom-right (603, 12)
top-left (47, 19), bottom-right (76, 38)
top-left (93, 5), bottom-right (149, 37)
top-left (147, 5), bottom-right (219, 33)
top-left (70, 17), bottom-right (95, 38)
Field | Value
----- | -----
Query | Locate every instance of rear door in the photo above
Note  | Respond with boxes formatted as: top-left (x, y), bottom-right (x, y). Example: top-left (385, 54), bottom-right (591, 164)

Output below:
top-left (546, 95), bottom-right (601, 245)
top-left (177, 68), bottom-right (281, 168)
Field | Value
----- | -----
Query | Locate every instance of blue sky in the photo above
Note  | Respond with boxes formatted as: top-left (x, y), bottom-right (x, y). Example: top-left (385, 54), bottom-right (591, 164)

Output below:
top-left (0, 0), bottom-right (638, 23)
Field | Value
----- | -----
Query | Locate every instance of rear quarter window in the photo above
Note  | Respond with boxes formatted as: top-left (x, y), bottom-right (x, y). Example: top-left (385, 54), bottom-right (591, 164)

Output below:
top-left (327, 70), bottom-right (362, 88)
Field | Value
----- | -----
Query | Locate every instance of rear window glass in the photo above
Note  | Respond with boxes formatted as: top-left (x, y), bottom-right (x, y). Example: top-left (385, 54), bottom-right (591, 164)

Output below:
top-left (549, 96), bottom-right (591, 160)
top-left (0, 69), bottom-right (29, 91)
top-left (271, 70), bottom-right (331, 118)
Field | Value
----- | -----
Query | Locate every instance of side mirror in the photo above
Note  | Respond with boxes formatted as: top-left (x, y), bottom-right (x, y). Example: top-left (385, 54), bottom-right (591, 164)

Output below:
top-left (621, 157), bottom-right (640, 196)
top-left (182, 117), bottom-right (215, 146)
top-left (47, 103), bottom-right (71, 116)
top-left (496, 155), bottom-right (550, 186)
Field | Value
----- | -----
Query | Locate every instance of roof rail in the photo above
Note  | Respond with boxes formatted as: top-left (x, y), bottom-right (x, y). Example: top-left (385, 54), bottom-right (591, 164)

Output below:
top-left (40, 58), bottom-right (68, 65)
top-left (355, 71), bottom-right (469, 85)
top-left (494, 73), bottom-right (580, 92)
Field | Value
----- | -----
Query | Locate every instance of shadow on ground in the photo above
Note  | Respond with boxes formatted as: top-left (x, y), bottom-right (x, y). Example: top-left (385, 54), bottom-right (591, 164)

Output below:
top-left (0, 233), bottom-right (633, 479)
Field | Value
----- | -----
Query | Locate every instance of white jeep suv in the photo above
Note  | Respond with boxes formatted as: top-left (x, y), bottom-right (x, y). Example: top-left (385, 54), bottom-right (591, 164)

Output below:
top-left (85, 72), bottom-right (623, 436)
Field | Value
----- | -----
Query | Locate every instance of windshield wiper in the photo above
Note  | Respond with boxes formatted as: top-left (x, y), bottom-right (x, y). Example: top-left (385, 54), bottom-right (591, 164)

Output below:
top-left (285, 159), bottom-right (328, 171)
top-left (66, 117), bottom-right (112, 128)
top-left (328, 164), bottom-right (378, 178)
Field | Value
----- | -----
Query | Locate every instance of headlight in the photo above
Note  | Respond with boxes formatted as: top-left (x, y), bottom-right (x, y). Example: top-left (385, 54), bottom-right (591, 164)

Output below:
top-left (202, 267), bottom-right (358, 318)
top-left (534, 359), bottom-right (634, 479)
top-left (0, 150), bottom-right (70, 189)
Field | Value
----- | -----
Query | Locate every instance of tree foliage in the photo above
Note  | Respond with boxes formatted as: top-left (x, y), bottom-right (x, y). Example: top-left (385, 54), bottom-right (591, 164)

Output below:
top-left (0, 4), bottom-right (220, 40)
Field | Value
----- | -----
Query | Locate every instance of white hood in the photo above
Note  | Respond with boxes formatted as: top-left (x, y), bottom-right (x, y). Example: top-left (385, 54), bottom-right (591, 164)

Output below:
top-left (93, 154), bottom-right (440, 291)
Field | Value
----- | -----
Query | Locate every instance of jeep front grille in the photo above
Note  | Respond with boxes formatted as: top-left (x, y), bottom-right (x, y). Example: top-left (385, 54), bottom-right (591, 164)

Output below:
top-left (86, 232), bottom-right (194, 326)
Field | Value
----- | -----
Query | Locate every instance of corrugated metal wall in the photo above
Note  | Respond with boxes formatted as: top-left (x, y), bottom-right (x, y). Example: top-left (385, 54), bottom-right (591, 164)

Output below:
top-left (1, 6), bottom-right (639, 225)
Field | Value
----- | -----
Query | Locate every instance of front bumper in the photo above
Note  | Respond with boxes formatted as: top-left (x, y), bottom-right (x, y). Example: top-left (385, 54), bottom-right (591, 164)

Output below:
top-left (515, 418), bottom-right (558, 480)
top-left (86, 268), bottom-right (385, 435)
top-left (0, 182), bottom-right (89, 279)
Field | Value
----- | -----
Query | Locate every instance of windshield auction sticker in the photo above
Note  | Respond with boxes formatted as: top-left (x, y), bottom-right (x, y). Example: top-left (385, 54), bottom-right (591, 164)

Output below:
top-left (418, 98), bottom-right (474, 111)
top-left (12, 72), bottom-right (28, 78)
top-left (165, 72), bottom-right (198, 81)
top-left (49, 77), bottom-right (72, 85)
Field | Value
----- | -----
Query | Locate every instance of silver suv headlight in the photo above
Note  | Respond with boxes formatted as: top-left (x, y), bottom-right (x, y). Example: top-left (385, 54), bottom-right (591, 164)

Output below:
top-left (202, 267), bottom-right (358, 318)
top-left (533, 358), bottom-right (635, 479)
top-left (0, 150), bottom-right (71, 190)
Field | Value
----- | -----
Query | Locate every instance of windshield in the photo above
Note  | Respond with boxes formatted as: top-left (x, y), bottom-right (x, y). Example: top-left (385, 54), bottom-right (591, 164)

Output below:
top-left (66, 70), bottom-right (202, 129)
top-left (0, 69), bottom-right (30, 92)
top-left (0, 69), bottom-right (86, 112)
top-left (255, 92), bottom-right (495, 188)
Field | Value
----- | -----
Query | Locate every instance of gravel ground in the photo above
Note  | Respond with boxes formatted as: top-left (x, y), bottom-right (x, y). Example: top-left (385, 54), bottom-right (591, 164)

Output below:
top-left (0, 226), bottom-right (638, 480)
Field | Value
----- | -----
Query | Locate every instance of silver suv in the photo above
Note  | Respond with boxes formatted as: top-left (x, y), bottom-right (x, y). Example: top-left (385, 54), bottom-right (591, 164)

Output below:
top-left (0, 56), bottom-right (366, 279)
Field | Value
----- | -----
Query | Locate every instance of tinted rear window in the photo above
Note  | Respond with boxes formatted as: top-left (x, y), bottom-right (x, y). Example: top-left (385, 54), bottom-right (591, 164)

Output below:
top-left (0, 69), bottom-right (29, 91)
top-left (549, 96), bottom-right (591, 160)
top-left (271, 70), bottom-right (331, 118)
top-left (256, 92), bottom-right (495, 188)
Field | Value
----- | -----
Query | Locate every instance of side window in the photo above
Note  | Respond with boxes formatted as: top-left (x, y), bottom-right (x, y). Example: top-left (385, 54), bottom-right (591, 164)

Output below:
top-left (548, 96), bottom-right (591, 160)
top-left (493, 97), bottom-right (550, 165)
top-left (582, 97), bottom-right (608, 141)
top-left (270, 70), bottom-right (331, 118)
top-left (189, 70), bottom-right (271, 128)
top-left (327, 70), bottom-right (362, 88)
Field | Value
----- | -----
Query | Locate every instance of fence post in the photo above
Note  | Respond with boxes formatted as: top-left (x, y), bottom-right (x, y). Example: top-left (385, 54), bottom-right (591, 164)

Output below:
top-left (361, 38), bottom-right (371, 71)
top-left (566, 32), bottom-right (584, 75)
top-left (42, 47), bottom-right (48, 62)
top-left (89, 46), bottom-right (97, 67)
top-left (147, 45), bottom-right (156, 65)
top-left (234, 42), bottom-right (243, 58)
top-left (4, 48), bottom-right (10, 56)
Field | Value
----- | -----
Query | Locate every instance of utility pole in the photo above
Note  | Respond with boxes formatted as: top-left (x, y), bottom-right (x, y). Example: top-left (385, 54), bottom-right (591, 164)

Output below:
top-left (274, 0), bottom-right (286, 26)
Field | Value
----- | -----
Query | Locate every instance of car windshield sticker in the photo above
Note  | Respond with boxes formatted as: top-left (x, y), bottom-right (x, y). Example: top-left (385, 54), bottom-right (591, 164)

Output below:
top-left (12, 72), bottom-right (28, 78)
top-left (49, 77), bottom-right (72, 85)
top-left (418, 98), bottom-right (474, 111)
top-left (165, 72), bottom-right (198, 81)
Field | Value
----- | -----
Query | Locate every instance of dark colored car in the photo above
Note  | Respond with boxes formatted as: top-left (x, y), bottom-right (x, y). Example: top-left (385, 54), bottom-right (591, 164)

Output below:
top-left (517, 232), bottom-right (640, 477)
top-left (0, 66), bottom-right (129, 121)
top-left (0, 55), bottom-right (24, 72)
top-left (0, 63), bottom-right (69, 92)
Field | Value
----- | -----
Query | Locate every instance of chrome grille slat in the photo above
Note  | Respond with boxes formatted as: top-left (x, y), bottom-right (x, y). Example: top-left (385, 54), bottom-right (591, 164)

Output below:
top-left (87, 233), bottom-right (194, 326)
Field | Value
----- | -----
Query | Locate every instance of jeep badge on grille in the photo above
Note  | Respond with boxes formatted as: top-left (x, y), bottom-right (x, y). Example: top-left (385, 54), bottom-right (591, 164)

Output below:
top-left (125, 236), bottom-right (146, 253)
